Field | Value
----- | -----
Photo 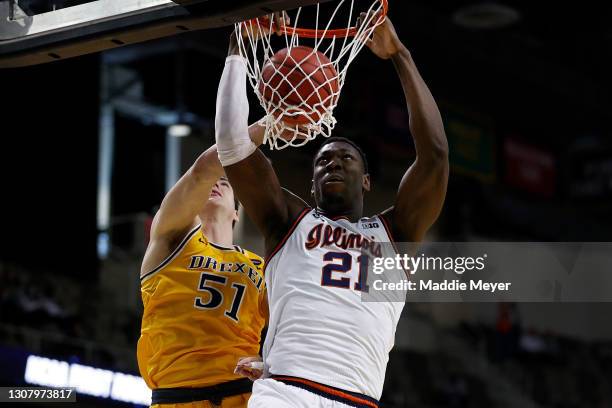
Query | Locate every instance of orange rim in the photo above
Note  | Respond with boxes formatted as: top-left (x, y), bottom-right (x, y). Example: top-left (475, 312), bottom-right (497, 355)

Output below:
top-left (245, 0), bottom-right (388, 39)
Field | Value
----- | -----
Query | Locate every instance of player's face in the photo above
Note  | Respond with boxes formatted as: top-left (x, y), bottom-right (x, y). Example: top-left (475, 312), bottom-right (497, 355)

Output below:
top-left (312, 142), bottom-right (368, 207)
top-left (207, 177), bottom-right (238, 216)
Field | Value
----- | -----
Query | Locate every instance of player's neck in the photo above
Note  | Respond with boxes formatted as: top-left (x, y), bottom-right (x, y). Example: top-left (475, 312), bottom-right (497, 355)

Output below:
top-left (317, 204), bottom-right (363, 223)
top-left (199, 214), bottom-right (234, 247)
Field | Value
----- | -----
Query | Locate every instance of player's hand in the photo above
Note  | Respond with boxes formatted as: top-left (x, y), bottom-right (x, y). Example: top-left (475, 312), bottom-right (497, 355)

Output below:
top-left (243, 11), bottom-right (290, 39)
top-left (234, 356), bottom-right (264, 381)
top-left (231, 12), bottom-right (290, 54)
top-left (357, 12), bottom-right (405, 60)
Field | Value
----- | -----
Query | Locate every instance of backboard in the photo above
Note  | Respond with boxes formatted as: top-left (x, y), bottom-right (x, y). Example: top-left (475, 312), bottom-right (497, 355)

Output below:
top-left (0, 0), bottom-right (329, 68)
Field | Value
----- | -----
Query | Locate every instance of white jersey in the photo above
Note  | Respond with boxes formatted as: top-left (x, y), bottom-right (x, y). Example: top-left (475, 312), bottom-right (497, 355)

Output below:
top-left (262, 208), bottom-right (406, 400)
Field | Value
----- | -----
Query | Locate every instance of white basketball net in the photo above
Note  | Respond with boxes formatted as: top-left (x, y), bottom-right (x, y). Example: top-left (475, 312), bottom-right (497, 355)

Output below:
top-left (235, 0), bottom-right (387, 149)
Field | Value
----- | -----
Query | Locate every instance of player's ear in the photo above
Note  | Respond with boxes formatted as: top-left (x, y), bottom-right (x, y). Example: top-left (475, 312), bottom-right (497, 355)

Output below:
top-left (233, 209), bottom-right (240, 224)
top-left (310, 180), bottom-right (315, 196)
top-left (362, 174), bottom-right (371, 193)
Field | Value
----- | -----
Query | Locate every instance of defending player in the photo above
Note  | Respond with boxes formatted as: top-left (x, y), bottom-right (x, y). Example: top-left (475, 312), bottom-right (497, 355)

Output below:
top-left (137, 126), bottom-right (268, 408)
top-left (216, 12), bottom-right (448, 408)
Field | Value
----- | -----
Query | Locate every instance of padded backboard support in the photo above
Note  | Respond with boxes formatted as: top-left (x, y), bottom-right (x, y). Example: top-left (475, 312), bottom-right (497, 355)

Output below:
top-left (0, 0), bottom-right (330, 68)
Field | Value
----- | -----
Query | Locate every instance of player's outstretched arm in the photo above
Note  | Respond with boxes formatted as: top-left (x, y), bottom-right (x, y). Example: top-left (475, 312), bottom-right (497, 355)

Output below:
top-left (141, 123), bottom-right (266, 275)
top-left (363, 14), bottom-right (449, 242)
top-left (216, 31), bottom-right (304, 254)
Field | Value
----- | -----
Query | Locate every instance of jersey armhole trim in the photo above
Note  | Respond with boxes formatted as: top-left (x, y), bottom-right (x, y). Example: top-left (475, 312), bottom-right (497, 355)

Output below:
top-left (263, 207), bottom-right (310, 275)
top-left (209, 242), bottom-right (235, 251)
top-left (378, 213), bottom-right (400, 254)
top-left (140, 225), bottom-right (201, 283)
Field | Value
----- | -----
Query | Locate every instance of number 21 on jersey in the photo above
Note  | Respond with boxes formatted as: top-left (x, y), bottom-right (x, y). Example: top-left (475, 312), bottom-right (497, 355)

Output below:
top-left (321, 252), bottom-right (369, 293)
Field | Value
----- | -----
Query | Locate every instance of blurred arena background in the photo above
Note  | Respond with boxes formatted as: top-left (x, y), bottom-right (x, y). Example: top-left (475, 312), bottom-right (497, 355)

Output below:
top-left (1, 0), bottom-right (612, 407)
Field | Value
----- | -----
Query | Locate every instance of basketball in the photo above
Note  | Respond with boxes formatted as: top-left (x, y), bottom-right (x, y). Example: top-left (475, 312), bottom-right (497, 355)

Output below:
top-left (259, 46), bottom-right (339, 125)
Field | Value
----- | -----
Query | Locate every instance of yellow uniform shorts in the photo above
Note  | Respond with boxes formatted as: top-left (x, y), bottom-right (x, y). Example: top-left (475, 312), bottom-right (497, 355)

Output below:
top-left (151, 393), bottom-right (250, 408)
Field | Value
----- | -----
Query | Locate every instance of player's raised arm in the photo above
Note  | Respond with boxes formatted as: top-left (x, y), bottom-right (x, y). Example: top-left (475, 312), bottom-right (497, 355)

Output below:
top-left (142, 123), bottom-right (265, 275)
top-left (363, 14), bottom-right (449, 242)
top-left (216, 30), bottom-right (303, 253)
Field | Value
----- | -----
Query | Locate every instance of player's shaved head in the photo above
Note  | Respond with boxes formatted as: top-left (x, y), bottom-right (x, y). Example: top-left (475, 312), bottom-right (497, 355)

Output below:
top-left (313, 137), bottom-right (369, 174)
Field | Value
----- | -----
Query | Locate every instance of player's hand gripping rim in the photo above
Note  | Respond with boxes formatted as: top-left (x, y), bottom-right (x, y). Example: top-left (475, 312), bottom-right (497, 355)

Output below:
top-left (242, 11), bottom-right (291, 40)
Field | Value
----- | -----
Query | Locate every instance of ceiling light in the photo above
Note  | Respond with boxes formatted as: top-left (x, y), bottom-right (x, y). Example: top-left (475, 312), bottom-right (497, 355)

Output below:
top-left (168, 124), bottom-right (191, 137)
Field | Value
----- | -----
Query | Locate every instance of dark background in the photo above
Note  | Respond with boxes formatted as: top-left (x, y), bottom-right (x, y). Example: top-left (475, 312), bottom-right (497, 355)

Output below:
top-left (1, 55), bottom-right (99, 275)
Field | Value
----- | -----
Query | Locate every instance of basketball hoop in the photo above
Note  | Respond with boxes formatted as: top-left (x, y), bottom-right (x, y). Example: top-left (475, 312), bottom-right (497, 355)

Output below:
top-left (235, 0), bottom-right (388, 150)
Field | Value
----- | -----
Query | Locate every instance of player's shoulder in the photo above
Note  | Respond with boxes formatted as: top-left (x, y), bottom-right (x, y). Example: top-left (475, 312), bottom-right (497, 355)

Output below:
top-left (140, 224), bottom-right (201, 281)
top-left (234, 245), bottom-right (264, 269)
top-left (358, 214), bottom-right (393, 236)
top-left (359, 214), bottom-right (384, 225)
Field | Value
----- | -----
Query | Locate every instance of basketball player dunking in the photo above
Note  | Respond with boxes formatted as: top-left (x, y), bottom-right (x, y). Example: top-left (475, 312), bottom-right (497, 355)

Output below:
top-left (138, 125), bottom-right (269, 408)
top-left (217, 13), bottom-right (449, 408)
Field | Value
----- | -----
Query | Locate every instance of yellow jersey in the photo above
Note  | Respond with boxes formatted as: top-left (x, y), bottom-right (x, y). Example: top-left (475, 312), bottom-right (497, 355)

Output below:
top-left (137, 225), bottom-right (267, 389)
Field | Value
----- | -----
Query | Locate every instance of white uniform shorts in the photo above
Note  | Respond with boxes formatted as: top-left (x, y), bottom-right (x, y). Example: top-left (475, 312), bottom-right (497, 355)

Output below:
top-left (247, 377), bottom-right (379, 408)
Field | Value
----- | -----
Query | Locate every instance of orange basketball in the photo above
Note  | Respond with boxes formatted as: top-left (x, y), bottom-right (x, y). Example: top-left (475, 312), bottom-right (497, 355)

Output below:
top-left (259, 46), bottom-right (339, 125)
